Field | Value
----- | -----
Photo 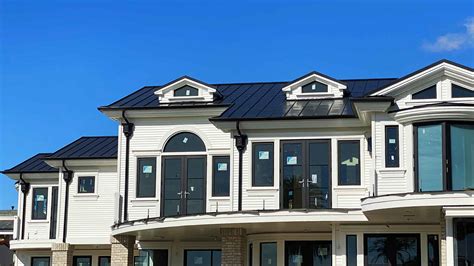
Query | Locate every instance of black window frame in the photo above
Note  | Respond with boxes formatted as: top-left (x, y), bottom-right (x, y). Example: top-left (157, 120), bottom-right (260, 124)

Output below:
top-left (32, 187), bottom-right (48, 220)
top-left (414, 121), bottom-right (474, 192)
top-left (252, 142), bottom-right (275, 187)
top-left (346, 235), bottom-right (357, 266)
top-left (77, 176), bottom-right (95, 194)
top-left (212, 156), bottom-right (230, 197)
top-left (385, 125), bottom-right (400, 168)
top-left (98, 256), bottom-right (111, 266)
top-left (412, 85), bottom-right (437, 100)
top-left (301, 81), bottom-right (328, 93)
top-left (31, 257), bottom-right (51, 266)
top-left (260, 242), bottom-right (277, 266)
top-left (337, 140), bottom-right (361, 186)
top-left (364, 233), bottom-right (421, 266)
top-left (73, 256), bottom-right (92, 266)
top-left (452, 83), bottom-right (474, 98)
top-left (136, 157), bottom-right (157, 198)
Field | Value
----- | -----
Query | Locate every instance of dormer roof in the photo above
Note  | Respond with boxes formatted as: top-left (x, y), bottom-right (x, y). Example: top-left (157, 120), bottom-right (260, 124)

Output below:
top-left (154, 76), bottom-right (222, 104)
top-left (281, 71), bottom-right (347, 100)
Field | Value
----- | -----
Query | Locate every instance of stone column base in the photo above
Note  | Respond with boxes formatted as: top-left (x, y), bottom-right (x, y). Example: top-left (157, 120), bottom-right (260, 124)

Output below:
top-left (221, 228), bottom-right (247, 266)
top-left (111, 235), bottom-right (136, 266)
top-left (51, 243), bottom-right (73, 266)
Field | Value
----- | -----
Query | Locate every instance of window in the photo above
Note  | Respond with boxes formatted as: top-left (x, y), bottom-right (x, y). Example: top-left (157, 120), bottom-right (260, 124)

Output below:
top-left (184, 250), bottom-right (221, 266)
top-left (164, 132), bottom-right (206, 152)
top-left (73, 256), bottom-right (92, 266)
top-left (260, 242), bottom-right (277, 266)
top-left (137, 158), bottom-right (157, 198)
top-left (252, 143), bottom-right (274, 186)
top-left (32, 257), bottom-right (50, 266)
top-left (212, 156), bottom-right (230, 196)
top-left (454, 219), bottom-right (474, 266)
top-left (302, 81), bottom-right (328, 93)
top-left (134, 250), bottom-right (168, 266)
top-left (364, 234), bottom-right (420, 266)
top-left (338, 140), bottom-right (360, 185)
top-left (78, 176), bottom-right (95, 193)
top-left (98, 256), bottom-right (111, 266)
top-left (174, 85), bottom-right (199, 97)
top-left (452, 84), bottom-right (474, 98)
top-left (412, 85), bottom-right (437, 99)
top-left (249, 243), bottom-right (253, 266)
top-left (416, 122), bottom-right (474, 192)
top-left (346, 235), bottom-right (357, 266)
top-left (385, 126), bottom-right (400, 168)
top-left (32, 187), bottom-right (48, 220)
top-left (427, 235), bottom-right (439, 266)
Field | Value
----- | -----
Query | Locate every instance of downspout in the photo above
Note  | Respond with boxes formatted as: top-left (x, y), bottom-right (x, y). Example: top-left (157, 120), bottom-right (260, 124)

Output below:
top-left (18, 174), bottom-right (30, 240)
top-left (62, 160), bottom-right (73, 243)
top-left (121, 110), bottom-right (134, 222)
top-left (234, 121), bottom-right (247, 211)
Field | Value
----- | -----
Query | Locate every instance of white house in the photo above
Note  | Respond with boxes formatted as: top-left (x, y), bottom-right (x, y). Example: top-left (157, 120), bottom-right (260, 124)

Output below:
top-left (2, 59), bottom-right (473, 266)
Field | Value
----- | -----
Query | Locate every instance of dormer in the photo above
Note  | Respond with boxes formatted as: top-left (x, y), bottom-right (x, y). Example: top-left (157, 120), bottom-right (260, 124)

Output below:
top-left (154, 76), bottom-right (221, 103)
top-left (282, 71), bottom-right (347, 100)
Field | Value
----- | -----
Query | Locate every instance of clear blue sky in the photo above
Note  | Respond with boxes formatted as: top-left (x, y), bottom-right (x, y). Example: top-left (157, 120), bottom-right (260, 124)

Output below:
top-left (1, 0), bottom-right (473, 210)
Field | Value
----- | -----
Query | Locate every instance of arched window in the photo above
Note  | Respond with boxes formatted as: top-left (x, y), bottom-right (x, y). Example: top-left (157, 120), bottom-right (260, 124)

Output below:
top-left (163, 132), bottom-right (206, 152)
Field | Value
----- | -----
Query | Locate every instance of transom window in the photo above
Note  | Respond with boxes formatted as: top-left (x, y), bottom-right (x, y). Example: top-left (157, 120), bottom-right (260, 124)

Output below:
top-left (412, 85), bottom-right (437, 100)
top-left (415, 122), bottom-right (474, 192)
top-left (174, 85), bottom-right (199, 97)
top-left (302, 81), bottom-right (328, 93)
top-left (163, 132), bottom-right (206, 152)
top-left (452, 84), bottom-right (474, 98)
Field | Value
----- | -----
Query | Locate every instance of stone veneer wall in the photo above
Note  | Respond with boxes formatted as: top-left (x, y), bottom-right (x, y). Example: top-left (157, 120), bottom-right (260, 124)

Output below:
top-left (51, 243), bottom-right (73, 266)
top-left (220, 228), bottom-right (247, 266)
top-left (111, 235), bottom-right (136, 266)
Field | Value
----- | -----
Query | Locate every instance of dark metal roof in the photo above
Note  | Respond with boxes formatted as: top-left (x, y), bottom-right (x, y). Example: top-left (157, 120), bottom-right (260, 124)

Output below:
top-left (47, 136), bottom-right (118, 160)
top-left (1, 153), bottom-right (58, 174)
top-left (100, 78), bottom-right (396, 120)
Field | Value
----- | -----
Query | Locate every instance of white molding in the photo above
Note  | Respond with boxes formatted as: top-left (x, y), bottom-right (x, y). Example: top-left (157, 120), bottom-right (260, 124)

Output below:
top-left (393, 105), bottom-right (474, 124)
top-left (281, 73), bottom-right (347, 100)
top-left (154, 77), bottom-right (217, 103)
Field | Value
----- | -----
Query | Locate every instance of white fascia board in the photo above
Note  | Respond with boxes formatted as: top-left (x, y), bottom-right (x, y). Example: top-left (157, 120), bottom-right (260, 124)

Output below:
top-left (2, 173), bottom-right (58, 181)
top-left (282, 73), bottom-right (347, 92)
top-left (154, 78), bottom-right (216, 96)
top-left (45, 159), bottom-right (117, 168)
top-left (100, 107), bottom-right (228, 120)
top-left (393, 105), bottom-right (474, 124)
top-left (9, 239), bottom-right (56, 250)
top-left (371, 62), bottom-right (474, 96)
top-left (352, 101), bottom-right (392, 125)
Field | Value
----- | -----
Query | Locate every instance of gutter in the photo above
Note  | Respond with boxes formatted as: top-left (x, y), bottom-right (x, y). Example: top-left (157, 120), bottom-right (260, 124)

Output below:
top-left (121, 110), bottom-right (135, 222)
top-left (18, 174), bottom-right (30, 240)
top-left (61, 160), bottom-right (73, 243)
top-left (234, 121), bottom-right (248, 211)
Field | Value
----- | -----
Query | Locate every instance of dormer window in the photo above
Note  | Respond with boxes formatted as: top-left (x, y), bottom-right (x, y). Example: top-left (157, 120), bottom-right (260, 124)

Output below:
top-left (282, 71), bottom-right (346, 100)
top-left (412, 85), bottom-right (437, 100)
top-left (452, 84), bottom-right (474, 98)
top-left (174, 85), bottom-right (199, 97)
top-left (301, 81), bottom-right (328, 93)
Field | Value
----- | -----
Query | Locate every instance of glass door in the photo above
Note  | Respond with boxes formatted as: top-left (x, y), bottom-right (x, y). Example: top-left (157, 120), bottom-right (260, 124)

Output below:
top-left (285, 241), bottom-right (332, 266)
top-left (281, 140), bottom-right (331, 209)
top-left (162, 156), bottom-right (206, 217)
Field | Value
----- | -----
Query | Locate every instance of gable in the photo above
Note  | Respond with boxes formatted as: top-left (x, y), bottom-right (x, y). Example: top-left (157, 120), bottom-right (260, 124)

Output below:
top-left (154, 76), bottom-right (221, 103)
top-left (282, 71), bottom-right (347, 100)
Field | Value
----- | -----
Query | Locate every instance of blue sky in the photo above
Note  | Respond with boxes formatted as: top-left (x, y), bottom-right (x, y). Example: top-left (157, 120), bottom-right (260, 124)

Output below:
top-left (1, 0), bottom-right (473, 210)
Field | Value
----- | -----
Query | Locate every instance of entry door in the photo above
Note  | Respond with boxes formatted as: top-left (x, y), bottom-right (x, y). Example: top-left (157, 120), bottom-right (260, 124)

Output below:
top-left (285, 241), bottom-right (332, 266)
top-left (281, 140), bottom-right (331, 209)
top-left (162, 156), bottom-right (206, 217)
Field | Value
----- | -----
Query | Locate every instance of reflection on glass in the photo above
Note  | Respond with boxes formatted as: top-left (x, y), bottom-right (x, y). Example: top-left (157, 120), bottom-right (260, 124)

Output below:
top-left (346, 235), bottom-right (357, 266)
top-left (73, 257), bottom-right (91, 266)
top-left (454, 219), bottom-right (474, 266)
top-left (282, 143), bottom-right (303, 209)
top-left (365, 234), bottom-right (419, 266)
top-left (32, 257), bottom-right (50, 266)
top-left (261, 242), bottom-right (277, 266)
top-left (185, 250), bottom-right (221, 266)
top-left (450, 124), bottom-right (474, 190)
top-left (134, 250), bottom-right (168, 266)
top-left (417, 125), bottom-right (443, 191)
top-left (427, 235), bottom-right (439, 266)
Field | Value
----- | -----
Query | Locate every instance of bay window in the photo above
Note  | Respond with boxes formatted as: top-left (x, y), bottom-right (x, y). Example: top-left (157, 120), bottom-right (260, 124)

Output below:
top-left (415, 122), bottom-right (474, 192)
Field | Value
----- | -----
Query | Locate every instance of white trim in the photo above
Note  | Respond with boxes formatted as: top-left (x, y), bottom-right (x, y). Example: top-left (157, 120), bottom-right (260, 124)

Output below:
top-left (282, 73), bottom-right (347, 100)
top-left (393, 105), bottom-right (474, 124)
top-left (154, 77), bottom-right (217, 103)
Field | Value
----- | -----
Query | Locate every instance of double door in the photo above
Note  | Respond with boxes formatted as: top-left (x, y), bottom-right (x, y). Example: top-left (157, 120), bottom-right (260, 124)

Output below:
top-left (281, 140), bottom-right (331, 209)
top-left (161, 156), bottom-right (206, 217)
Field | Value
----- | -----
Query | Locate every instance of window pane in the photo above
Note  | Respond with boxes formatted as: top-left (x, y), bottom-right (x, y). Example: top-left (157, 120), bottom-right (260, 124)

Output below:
top-left (452, 84), bottom-right (474, 98)
top-left (395, 236), bottom-right (419, 265)
top-left (365, 234), bottom-right (420, 266)
top-left (99, 257), bottom-right (111, 266)
top-left (454, 219), bottom-right (474, 266)
top-left (185, 250), bottom-right (212, 266)
top-left (174, 85), bottom-right (199, 96)
top-left (417, 124), bottom-right (443, 191)
top-left (260, 242), bottom-right (277, 266)
top-left (32, 188), bottom-right (48, 220)
top-left (412, 85), bottom-right (437, 99)
top-left (427, 235), bottom-right (439, 266)
top-left (385, 126), bottom-right (400, 168)
top-left (73, 256), bottom-right (91, 266)
top-left (212, 156), bottom-right (230, 196)
top-left (137, 158), bottom-right (156, 198)
top-left (134, 250), bottom-right (168, 266)
top-left (212, 250), bottom-right (221, 266)
top-left (32, 257), bottom-right (50, 266)
top-left (164, 132), bottom-right (205, 152)
top-left (346, 235), bottom-right (357, 266)
top-left (450, 124), bottom-right (474, 190)
top-left (338, 141), bottom-right (360, 185)
top-left (302, 81), bottom-right (328, 93)
top-left (282, 143), bottom-right (303, 209)
top-left (253, 143), bottom-right (274, 186)
top-left (78, 176), bottom-right (95, 193)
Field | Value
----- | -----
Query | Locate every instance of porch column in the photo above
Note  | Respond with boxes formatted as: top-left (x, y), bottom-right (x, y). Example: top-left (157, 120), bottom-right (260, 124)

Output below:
top-left (111, 235), bottom-right (136, 266)
top-left (220, 228), bottom-right (247, 266)
top-left (51, 243), bottom-right (73, 266)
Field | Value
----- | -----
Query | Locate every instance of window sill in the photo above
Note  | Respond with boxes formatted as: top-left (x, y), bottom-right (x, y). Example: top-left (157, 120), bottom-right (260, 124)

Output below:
top-left (72, 194), bottom-right (99, 200)
top-left (28, 219), bottom-right (49, 224)
top-left (131, 198), bottom-right (159, 207)
top-left (333, 186), bottom-right (367, 191)
top-left (246, 187), bottom-right (279, 192)
top-left (209, 196), bottom-right (230, 200)
top-left (377, 168), bottom-right (406, 174)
